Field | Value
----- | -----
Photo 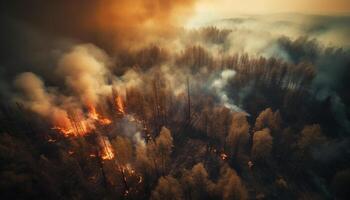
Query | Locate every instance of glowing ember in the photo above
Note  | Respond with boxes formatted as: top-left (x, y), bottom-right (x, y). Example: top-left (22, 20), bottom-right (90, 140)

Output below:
top-left (138, 176), bottom-right (143, 184)
top-left (124, 190), bottom-right (129, 196)
top-left (220, 153), bottom-right (228, 160)
top-left (89, 154), bottom-right (96, 158)
top-left (115, 96), bottom-right (125, 114)
top-left (47, 138), bottom-right (56, 143)
top-left (122, 164), bottom-right (136, 174)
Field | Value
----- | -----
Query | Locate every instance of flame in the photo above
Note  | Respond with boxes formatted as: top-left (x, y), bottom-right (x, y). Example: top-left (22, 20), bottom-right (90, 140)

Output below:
top-left (87, 104), bottom-right (112, 125)
top-left (115, 95), bottom-right (125, 114)
top-left (88, 104), bottom-right (100, 120)
top-left (99, 118), bottom-right (112, 125)
top-left (52, 119), bottom-right (91, 137)
top-left (51, 104), bottom-right (111, 137)
top-left (98, 136), bottom-right (114, 160)
top-left (52, 126), bottom-right (75, 136)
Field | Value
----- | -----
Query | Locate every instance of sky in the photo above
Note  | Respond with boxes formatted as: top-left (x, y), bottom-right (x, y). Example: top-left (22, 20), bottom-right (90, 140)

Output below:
top-left (187, 0), bottom-right (350, 26)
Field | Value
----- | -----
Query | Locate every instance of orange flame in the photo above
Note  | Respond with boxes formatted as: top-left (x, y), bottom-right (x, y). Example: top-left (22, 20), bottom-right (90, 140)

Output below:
top-left (52, 126), bottom-right (75, 137)
top-left (115, 95), bottom-right (125, 114)
top-left (99, 118), bottom-right (112, 125)
top-left (98, 136), bottom-right (114, 160)
top-left (52, 117), bottom-right (91, 137)
top-left (88, 105), bottom-right (99, 120)
top-left (87, 104), bottom-right (112, 125)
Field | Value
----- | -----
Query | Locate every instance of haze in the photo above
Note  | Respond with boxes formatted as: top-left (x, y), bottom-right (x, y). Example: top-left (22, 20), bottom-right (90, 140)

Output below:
top-left (188, 0), bottom-right (350, 26)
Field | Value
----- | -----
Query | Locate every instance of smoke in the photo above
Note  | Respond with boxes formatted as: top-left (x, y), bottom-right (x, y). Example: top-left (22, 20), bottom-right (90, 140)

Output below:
top-left (3, 0), bottom-right (196, 51)
top-left (56, 44), bottom-right (111, 106)
top-left (11, 44), bottom-right (118, 134)
top-left (210, 69), bottom-right (245, 112)
top-left (13, 72), bottom-right (71, 128)
top-left (190, 14), bottom-right (350, 135)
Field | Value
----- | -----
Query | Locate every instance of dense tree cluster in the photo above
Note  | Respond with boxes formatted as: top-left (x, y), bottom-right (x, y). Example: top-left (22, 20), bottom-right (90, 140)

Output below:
top-left (1, 26), bottom-right (350, 200)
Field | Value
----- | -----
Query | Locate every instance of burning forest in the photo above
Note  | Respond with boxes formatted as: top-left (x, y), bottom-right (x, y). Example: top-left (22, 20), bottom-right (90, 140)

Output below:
top-left (1, 0), bottom-right (350, 199)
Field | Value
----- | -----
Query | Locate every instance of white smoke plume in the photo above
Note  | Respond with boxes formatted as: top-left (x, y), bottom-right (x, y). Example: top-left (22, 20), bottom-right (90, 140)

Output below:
top-left (210, 69), bottom-right (246, 113)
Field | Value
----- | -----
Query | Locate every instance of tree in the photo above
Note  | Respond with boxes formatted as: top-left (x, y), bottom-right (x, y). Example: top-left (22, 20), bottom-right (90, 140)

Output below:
top-left (209, 107), bottom-right (232, 146)
top-left (151, 176), bottom-right (183, 200)
top-left (215, 165), bottom-right (247, 200)
top-left (136, 127), bottom-right (173, 177)
top-left (181, 163), bottom-right (214, 200)
top-left (226, 112), bottom-right (250, 158)
top-left (155, 127), bottom-right (173, 174)
top-left (254, 108), bottom-right (281, 133)
top-left (297, 124), bottom-right (326, 155)
top-left (298, 124), bottom-right (324, 148)
top-left (111, 136), bottom-right (133, 165)
top-left (252, 128), bottom-right (273, 161)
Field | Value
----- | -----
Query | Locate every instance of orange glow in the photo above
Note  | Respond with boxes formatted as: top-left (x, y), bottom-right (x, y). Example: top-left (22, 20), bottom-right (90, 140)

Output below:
top-left (52, 126), bottom-right (75, 136)
top-left (98, 136), bottom-right (114, 160)
top-left (115, 95), bottom-right (125, 114)
top-left (99, 118), bottom-right (112, 125)
top-left (122, 164), bottom-right (136, 174)
top-left (51, 115), bottom-right (91, 137)
top-left (87, 104), bottom-right (100, 120)
top-left (87, 104), bottom-right (112, 125)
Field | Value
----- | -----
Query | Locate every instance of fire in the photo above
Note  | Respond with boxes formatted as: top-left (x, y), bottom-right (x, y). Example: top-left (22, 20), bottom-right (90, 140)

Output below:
top-left (52, 126), bottom-right (75, 136)
top-left (87, 104), bottom-right (112, 125)
top-left (51, 104), bottom-right (112, 137)
top-left (98, 136), bottom-right (114, 160)
top-left (122, 164), bottom-right (136, 175)
top-left (99, 118), bottom-right (112, 125)
top-left (115, 95), bottom-right (125, 114)
top-left (52, 119), bottom-right (91, 137)
top-left (88, 104), bottom-right (100, 120)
